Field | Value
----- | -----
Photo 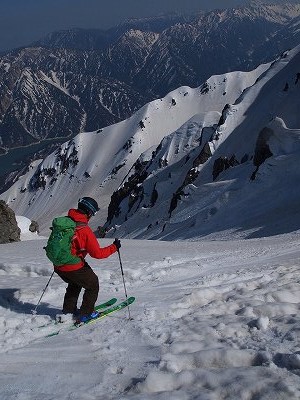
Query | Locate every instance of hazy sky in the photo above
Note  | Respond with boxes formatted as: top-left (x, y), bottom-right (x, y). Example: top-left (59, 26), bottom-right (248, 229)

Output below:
top-left (0, 0), bottom-right (296, 51)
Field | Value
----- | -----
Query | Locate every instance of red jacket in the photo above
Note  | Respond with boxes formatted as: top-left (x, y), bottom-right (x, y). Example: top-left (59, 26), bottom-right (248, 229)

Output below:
top-left (54, 209), bottom-right (117, 272)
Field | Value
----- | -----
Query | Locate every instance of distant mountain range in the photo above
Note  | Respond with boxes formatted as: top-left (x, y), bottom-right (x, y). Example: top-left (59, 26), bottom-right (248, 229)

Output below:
top-left (1, 42), bottom-right (299, 241)
top-left (0, 2), bottom-right (299, 160)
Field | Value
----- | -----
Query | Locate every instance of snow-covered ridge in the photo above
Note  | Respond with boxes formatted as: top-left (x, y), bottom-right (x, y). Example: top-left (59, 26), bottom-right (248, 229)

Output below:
top-left (232, 2), bottom-right (300, 23)
top-left (0, 1), bottom-right (299, 157)
top-left (105, 45), bottom-right (300, 240)
top-left (1, 44), bottom-right (300, 241)
top-left (0, 61), bottom-right (269, 234)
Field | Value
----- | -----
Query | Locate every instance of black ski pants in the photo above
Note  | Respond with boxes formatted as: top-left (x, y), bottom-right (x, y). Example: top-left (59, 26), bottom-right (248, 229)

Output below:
top-left (55, 262), bottom-right (99, 317)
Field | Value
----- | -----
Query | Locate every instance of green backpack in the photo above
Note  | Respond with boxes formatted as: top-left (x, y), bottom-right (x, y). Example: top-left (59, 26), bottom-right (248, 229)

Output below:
top-left (45, 216), bottom-right (83, 266)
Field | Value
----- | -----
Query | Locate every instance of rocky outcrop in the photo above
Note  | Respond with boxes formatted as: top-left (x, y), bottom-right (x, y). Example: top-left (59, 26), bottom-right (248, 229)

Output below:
top-left (29, 220), bottom-right (39, 233)
top-left (251, 127), bottom-right (273, 180)
top-left (107, 158), bottom-right (149, 224)
top-left (213, 155), bottom-right (239, 181)
top-left (0, 200), bottom-right (20, 243)
top-left (168, 143), bottom-right (213, 217)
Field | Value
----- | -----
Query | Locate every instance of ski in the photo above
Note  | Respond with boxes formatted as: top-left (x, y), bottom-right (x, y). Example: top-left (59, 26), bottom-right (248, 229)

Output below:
top-left (95, 297), bottom-right (118, 311)
top-left (46, 297), bottom-right (135, 337)
top-left (37, 298), bottom-right (118, 330)
top-left (74, 296), bottom-right (135, 328)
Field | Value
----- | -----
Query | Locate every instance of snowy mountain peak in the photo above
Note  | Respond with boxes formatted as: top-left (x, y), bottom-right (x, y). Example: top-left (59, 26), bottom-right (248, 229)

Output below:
top-left (215, 2), bottom-right (300, 24)
top-left (115, 29), bottom-right (159, 49)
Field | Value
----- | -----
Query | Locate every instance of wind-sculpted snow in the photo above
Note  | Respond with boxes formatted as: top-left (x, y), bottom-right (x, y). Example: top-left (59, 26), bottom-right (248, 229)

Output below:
top-left (0, 263), bottom-right (50, 277)
top-left (0, 236), bottom-right (300, 399)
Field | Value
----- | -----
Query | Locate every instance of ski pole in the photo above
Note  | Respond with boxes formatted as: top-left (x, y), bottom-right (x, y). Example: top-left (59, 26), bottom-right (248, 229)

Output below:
top-left (117, 247), bottom-right (132, 320)
top-left (32, 271), bottom-right (55, 314)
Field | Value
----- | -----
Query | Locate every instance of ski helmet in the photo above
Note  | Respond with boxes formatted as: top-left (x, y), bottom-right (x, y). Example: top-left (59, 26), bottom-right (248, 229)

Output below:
top-left (78, 197), bottom-right (99, 216)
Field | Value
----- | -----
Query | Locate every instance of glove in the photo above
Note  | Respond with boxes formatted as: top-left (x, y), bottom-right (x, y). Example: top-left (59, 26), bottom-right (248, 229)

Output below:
top-left (113, 238), bottom-right (121, 250)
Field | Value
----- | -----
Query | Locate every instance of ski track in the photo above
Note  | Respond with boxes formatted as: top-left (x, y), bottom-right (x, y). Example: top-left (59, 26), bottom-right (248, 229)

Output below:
top-left (0, 237), bottom-right (300, 399)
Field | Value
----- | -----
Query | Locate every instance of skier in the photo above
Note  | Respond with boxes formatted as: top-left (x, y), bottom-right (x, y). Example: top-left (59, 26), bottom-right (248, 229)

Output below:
top-left (53, 197), bottom-right (121, 323)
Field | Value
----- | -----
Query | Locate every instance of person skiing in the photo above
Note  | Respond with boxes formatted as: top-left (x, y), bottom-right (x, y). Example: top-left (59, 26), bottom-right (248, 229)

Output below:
top-left (53, 197), bottom-right (121, 323)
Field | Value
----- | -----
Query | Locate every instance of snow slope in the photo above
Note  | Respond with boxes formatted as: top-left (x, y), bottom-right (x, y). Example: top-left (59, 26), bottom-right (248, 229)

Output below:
top-left (105, 45), bottom-right (300, 241)
top-left (2, 45), bottom-right (300, 242)
top-left (0, 234), bottom-right (300, 399)
top-left (0, 62), bottom-right (269, 235)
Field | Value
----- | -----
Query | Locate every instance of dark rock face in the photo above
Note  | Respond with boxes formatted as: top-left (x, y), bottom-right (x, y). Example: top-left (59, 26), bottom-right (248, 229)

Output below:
top-left (253, 128), bottom-right (273, 168)
top-left (213, 155), bottom-right (239, 181)
top-left (251, 127), bottom-right (273, 180)
top-left (0, 200), bottom-right (20, 243)
top-left (29, 220), bottom-right (39, 233)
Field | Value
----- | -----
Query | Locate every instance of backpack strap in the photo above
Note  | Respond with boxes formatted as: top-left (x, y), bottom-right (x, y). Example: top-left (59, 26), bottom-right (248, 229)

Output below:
top-left (72, 221), bottom-right (88, 253)
top-left (75, 221), bottom-right (87, 228)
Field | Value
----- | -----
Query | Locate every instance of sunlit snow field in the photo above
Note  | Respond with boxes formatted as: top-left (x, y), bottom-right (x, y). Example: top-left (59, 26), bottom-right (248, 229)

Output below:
top-left (0, 221), bottom-right (300, 399)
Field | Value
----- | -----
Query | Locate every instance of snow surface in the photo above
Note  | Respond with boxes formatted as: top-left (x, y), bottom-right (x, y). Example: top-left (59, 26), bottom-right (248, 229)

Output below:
top-left (0, 233), bottom-right (300, 399)
top-left (15, 215), bottom-right (43, 241)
